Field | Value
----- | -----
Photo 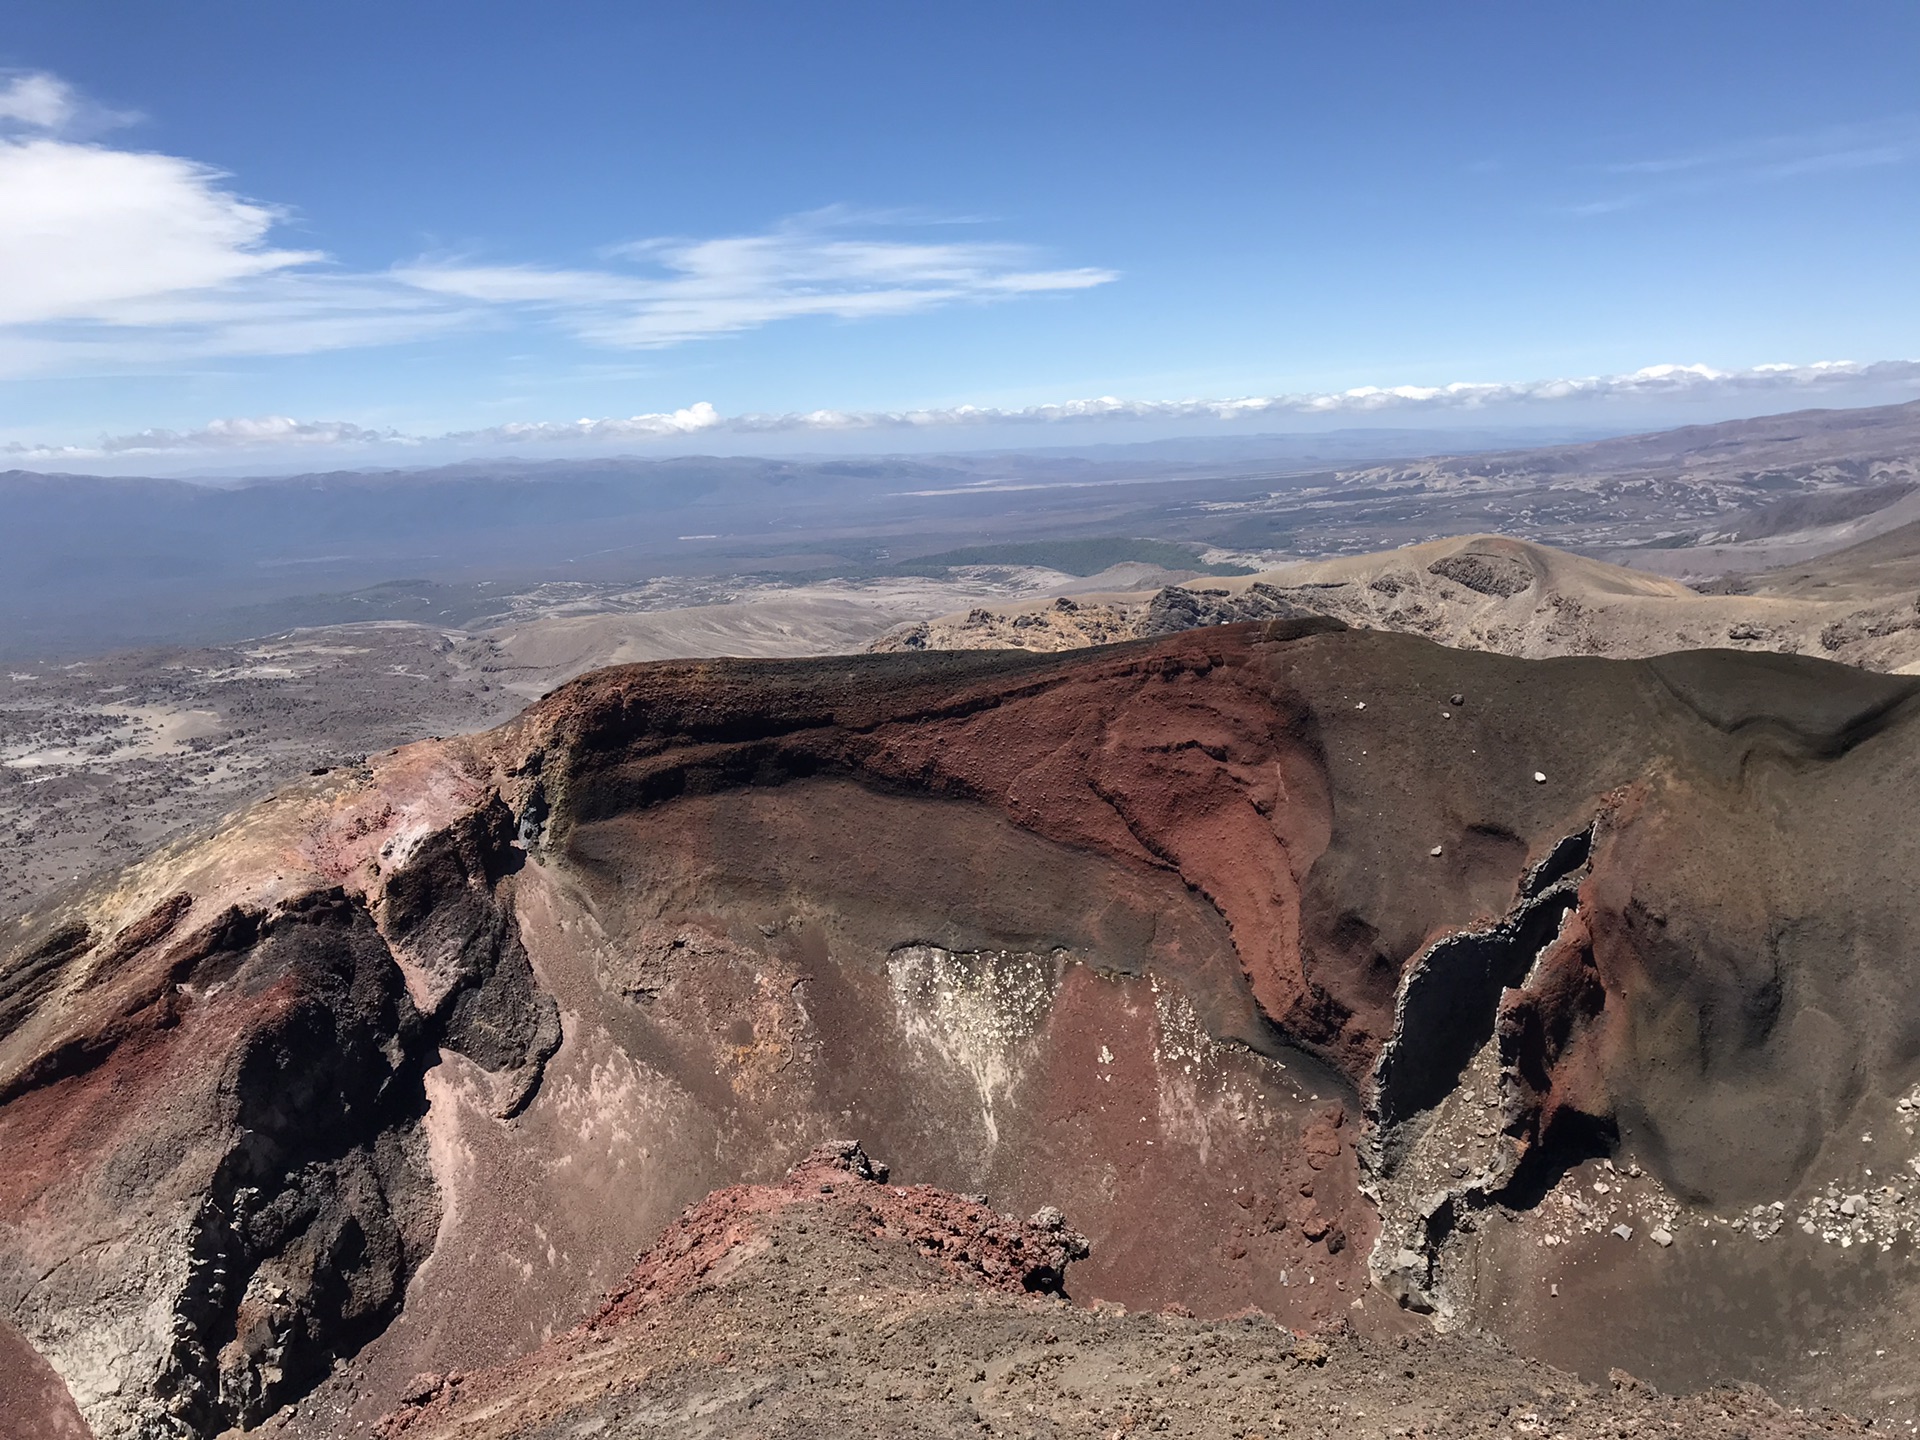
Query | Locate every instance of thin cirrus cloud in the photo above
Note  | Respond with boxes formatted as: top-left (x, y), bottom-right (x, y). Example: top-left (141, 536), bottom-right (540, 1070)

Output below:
top-left (395, 211), bottom-right (1120, 349)
top-left (12, 359), bottom-right (1918, 462)
top-left (1565, 114), bottom-right (1920, 216)
top-left (1605, 116), bottom-right (1920, 178)
top-left (0, 72), bottom-right (1113, 376)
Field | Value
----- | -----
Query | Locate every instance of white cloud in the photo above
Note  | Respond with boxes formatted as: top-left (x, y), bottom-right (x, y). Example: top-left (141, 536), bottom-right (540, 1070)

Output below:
top-left (8, 416), bottom-right (402, 462)
top-left (113, 415), bottom-right (405, 452)
top-left (0, 138), bottom-right (323, 327)
top-left (0, 68), bottom-right (392, 361)
top-left (0, 71), bottom-right (332, 333)
top-left (0, 72), bottom-right (78, 131)
top-left (0, 77), bottom-right (1110, 377)
top-left (14, 359), bottom-right (1917, 462)
top-left (0, 69), bottom-right (139, 137)
top-left (399, 210), bottom-right (1118, 348)
top-left (455, 360), bottom-right (1920, 441)
top-left (473, 402), bottom-right (724, 443)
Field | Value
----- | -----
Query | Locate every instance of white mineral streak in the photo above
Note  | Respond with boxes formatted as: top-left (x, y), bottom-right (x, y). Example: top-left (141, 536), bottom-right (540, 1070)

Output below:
top-left (886, 945), bottom-right (1059, 1152)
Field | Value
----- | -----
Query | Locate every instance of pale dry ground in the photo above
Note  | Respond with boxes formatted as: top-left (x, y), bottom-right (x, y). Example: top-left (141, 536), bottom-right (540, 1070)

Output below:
top-left (1272, 397), bottom-right (1920, 569)
top-left (478, 566), bottom-right (1199, 697)
top-left (1606, 488), bottom-right (1920, 583)
top-left (873, 533), bottom-right (1920, 674)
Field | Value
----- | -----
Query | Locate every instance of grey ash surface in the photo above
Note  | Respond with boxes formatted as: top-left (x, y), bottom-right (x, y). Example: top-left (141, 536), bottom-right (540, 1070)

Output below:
top-left (0, 625), bottom-right (518, 914)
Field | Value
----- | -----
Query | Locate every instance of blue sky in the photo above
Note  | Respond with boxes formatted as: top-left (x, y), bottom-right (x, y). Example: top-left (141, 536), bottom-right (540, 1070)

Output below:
top-left (3, 0), bottom-right (1918, 469)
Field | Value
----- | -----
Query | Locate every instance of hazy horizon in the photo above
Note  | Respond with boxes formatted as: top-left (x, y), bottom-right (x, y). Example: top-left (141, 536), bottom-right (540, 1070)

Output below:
top-left (14, 393), bottom-right (1918, 481)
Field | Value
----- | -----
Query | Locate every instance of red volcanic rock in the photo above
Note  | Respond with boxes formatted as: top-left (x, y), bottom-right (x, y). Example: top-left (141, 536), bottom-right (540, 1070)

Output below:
top-left (529, 622), bottom-right (1360, 1064)
top-left (594, 1141), bottom-right (1089, 1323)
top-left (377, 1140), bottom-right (1088, 1437)
top-left (0, 1318), bottom-right (93, 1439)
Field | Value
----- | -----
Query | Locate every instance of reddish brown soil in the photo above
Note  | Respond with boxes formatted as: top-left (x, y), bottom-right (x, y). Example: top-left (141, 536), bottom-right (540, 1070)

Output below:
top-left (376, 1141), bottom-right (1092, 1437)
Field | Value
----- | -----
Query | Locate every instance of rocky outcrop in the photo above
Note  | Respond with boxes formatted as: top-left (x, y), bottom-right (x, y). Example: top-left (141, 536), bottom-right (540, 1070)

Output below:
top-left (0, 886), bottom-right (441, 1438)
top-left (374, 798), bottom-right (560, 1116)
top-left (1137, 582), bottom-right (1329, 636)
top-left (1425, 549), bottom-right (1538, 598)
top-left (0, 786), bottom-right (563, 1436)
top-left (378, 1139), bottom-right (1095, 1437)
top-left (152, 890), bottom-right (441, 1434)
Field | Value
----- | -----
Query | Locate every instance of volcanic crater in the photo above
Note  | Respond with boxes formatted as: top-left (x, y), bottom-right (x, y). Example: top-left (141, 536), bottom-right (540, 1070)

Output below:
top-left (3, 618), bottom-right (1918, 1436)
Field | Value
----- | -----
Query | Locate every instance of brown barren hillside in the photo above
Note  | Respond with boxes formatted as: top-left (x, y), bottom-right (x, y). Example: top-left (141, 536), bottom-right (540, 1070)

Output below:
top-left (2, 624), bottom-right (1918, 1436)
top-left (874, 533), bottom-right (1920, 672)
top-left (1737, 515), bottom-right (1920, 603)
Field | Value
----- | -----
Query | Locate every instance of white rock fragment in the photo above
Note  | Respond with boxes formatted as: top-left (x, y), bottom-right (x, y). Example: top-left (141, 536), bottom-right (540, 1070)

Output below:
top-left (1355, 702), bottom-right (1367, 710)
top-left (1532, 771), bottom-right (1548, 784)
top-left (1650, 1228), bottom-right (1673, 1248)
top-left (1610, 1223), bottom-right (1633, 1241)
top-left (1429, 845), bottom-right (1444, 857)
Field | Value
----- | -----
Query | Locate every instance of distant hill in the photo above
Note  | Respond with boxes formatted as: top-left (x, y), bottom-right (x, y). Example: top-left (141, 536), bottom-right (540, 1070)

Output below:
top-left (4, 395), bottom-right (1918, 660)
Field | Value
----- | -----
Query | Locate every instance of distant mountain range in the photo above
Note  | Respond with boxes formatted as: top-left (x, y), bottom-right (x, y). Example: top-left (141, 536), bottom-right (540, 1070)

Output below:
top-left (2, 396), bottom-right (1916, 660)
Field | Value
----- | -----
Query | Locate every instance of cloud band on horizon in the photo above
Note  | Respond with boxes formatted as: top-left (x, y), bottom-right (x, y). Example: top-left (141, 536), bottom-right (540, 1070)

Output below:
top-left (9, 359), bottom-right (1918, 463)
